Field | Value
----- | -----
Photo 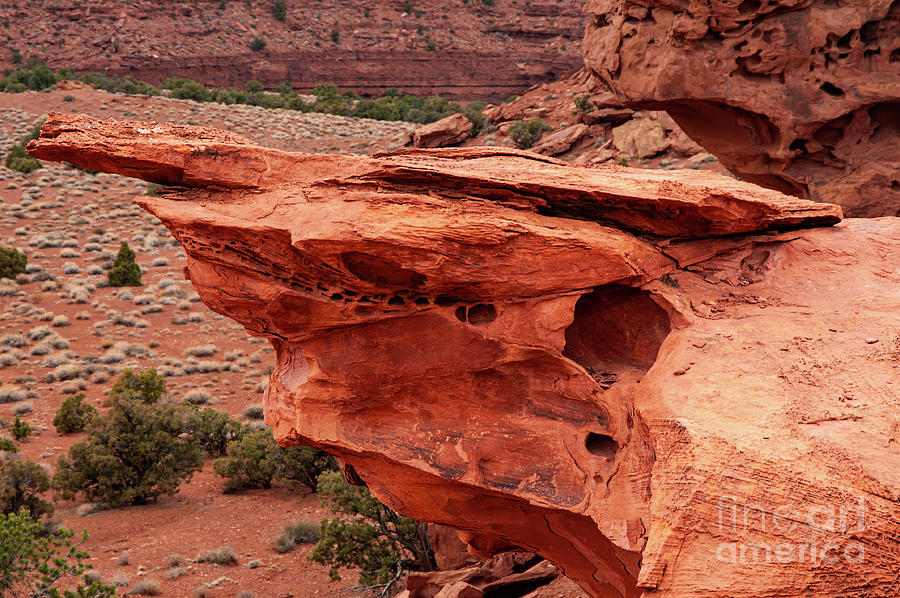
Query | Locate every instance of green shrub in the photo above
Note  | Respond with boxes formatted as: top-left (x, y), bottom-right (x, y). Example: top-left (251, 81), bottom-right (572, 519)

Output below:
top-left (213, 430), bottom-right (279, 492)
top-left (272, 0), bottom-right (287, 21)
top-left (0, 460), bottom-right (53, 518)
top-left (0, 439), bottom-right (17, 453)
top-left (574, 94), bottom-right (594, 114)
top-left (108, 368), bottom-right (166, 404)
top-left (213, 429), bottom-right (334, 492)
top-left (463, 101), bottom-right (487, 136)
top-left (4, 120), bottom-right (44, 174)
top-left (0, 58), bottom-right (56, 92)
top-left (509, 118), bottom-right (553, 149)
top-left (310, 471), bottom-right (436, 591)
top-left (169, 80), bottom-right (211, 102)
top-left (0, 512), bottom-right (117, 597)
top-left (108, 241), bottom-right (141, 287)
top-left (0, 246), bottom-right (27, 280)
top-left (276, 444), bottom-right (336, 490)
top-left (11, 417), bottom-right (30, 442)
top-left (183, 407), bottom-right (244, 457)
top-left (53, 392), bottom-right (98, 434)
top-left (53, 394), bottom-right (202, 508)
top-left (273, 519), bottom-right (320, 553)
top-left (331, 30), bottom-right (340, 43)
top-left (4, 146), bottom-right (41, 174)
top-left (250, 37), bottom-right (267, 52)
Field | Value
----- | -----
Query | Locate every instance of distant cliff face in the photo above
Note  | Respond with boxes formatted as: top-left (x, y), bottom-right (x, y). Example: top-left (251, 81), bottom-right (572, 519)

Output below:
top-left (0, 0), bottom-right (585, 101)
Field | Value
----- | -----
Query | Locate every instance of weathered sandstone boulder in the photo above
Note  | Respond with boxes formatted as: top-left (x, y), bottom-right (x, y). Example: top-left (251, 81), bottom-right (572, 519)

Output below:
top-left (611, 118), bottom-right (666, 159)
top-left (410, 113), bottom-right (474, 148)
top-left (29, 114), bottom-right (899, 597)
top-left (583, 0), bottom-right (900, 217)
top-left (531, 123), bottom-right (591, 156)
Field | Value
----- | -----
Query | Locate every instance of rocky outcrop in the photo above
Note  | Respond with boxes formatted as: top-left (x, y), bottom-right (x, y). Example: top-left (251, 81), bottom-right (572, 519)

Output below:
top-left (0, 0), bottom-right (585, 101)
top-left (29, 114), bottom-right (900, 597)
top-left (583, 0), bottom-right (900, 217)
top-left (410, 113), bottom-right (474, 148)
top-left (434, 69), bottom-right (709, 169)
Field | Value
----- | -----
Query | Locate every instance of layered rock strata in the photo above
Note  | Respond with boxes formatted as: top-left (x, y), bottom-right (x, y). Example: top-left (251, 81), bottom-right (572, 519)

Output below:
top-left (29, 114), bottom-right (899, 597)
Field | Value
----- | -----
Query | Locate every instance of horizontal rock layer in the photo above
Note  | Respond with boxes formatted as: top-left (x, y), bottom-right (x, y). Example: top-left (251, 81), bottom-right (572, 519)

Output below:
top-left (28, 114), bottom-right (899, 597)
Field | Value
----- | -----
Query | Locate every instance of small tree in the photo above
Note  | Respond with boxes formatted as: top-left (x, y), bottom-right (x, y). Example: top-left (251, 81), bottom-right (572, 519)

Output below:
top-left (0, 460), bottom-right (53, 518)
top-left (272, 0), bottom-right (287, 21)
top-left (213, 430), bottom-right (279, 492)
top-left (250, 37), bottom-right (267, 52)
top-left (509, 118), bottom-right (553, 149)
top-left (310, 471), bottom-right (436, 593)
top-left (53, 393), bottom-right (98, 434)
top-left (0, 511), bottom-right (116, 597)
top-left (108, 367), bottom-right (166, 404)
top-left (0, 246), bottom-right (26, 280)
top-left (463, 101), bottom-right (487, 137)
top-left (214, 429), bottom-right (335, 492)
top-left (53, 396), bottom-right (202, 508)
top-left (107, 241), bottom-right (141, 287)
top-left (11, 417), bottom-right (30, 442)
top-left (183, 407), bottom-right (245, 457)
top-left (574, 94), bottom-right (594, 114)
top-left (276, 444), bottom-right (336, 489)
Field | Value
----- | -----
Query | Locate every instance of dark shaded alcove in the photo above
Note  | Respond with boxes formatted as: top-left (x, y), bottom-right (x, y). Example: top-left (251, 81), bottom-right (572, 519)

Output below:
top-left (563, 287), bottom-right (672, 377)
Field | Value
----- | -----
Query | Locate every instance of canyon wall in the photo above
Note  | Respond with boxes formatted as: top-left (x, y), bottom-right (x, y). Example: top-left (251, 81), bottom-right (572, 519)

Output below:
top-left (583, 0), bottom-right (900, 216)
top-left (29, 114), bottom-right (900, 597)
top-left (0, 0), bottom-right (584, 101)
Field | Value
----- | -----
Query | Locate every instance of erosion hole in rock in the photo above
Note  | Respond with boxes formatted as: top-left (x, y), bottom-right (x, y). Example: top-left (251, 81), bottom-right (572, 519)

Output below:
top-left (455, 305), bottom-right (467, 322)
top-left (820, 82), bottom-right (845, 97)
top-left (585, 433), bottom-right (619, 459)
top-left (341, 251), bottom-right (426, 288)
top-left (468, 303), bottom-right (498, 325)
top-left (737, 0), bottom-right (761, 16)
top-left (563, 287), bottom-right (672, 378)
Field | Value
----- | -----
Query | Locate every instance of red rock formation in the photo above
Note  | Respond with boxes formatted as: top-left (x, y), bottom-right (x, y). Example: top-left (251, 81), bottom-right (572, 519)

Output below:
top-left (410, 113), bottom-right (474, 148)
top-left (583, 0), bottom-right (900, 217)
top-left (0, 0), bottom-right (584, 101)
top-left (436, 69), bottom-right (707, 168)
top-left (29, 114), bottom-right (900, 597)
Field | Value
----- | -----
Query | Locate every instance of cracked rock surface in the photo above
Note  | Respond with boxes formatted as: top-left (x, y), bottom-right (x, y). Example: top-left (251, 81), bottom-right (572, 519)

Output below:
top-left (29, 113), bottom-right (899, 597)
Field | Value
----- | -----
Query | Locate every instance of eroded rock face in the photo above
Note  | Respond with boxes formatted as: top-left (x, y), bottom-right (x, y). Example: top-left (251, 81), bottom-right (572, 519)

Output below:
top-left (28, 114), bottom-right (899, 597)
top-left (583, 0), bottom-right (900, 217)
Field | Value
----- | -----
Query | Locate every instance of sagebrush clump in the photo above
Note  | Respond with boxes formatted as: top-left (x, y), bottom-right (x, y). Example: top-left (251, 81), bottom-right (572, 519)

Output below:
top-left (272, 519), bottom-right (320, 553)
